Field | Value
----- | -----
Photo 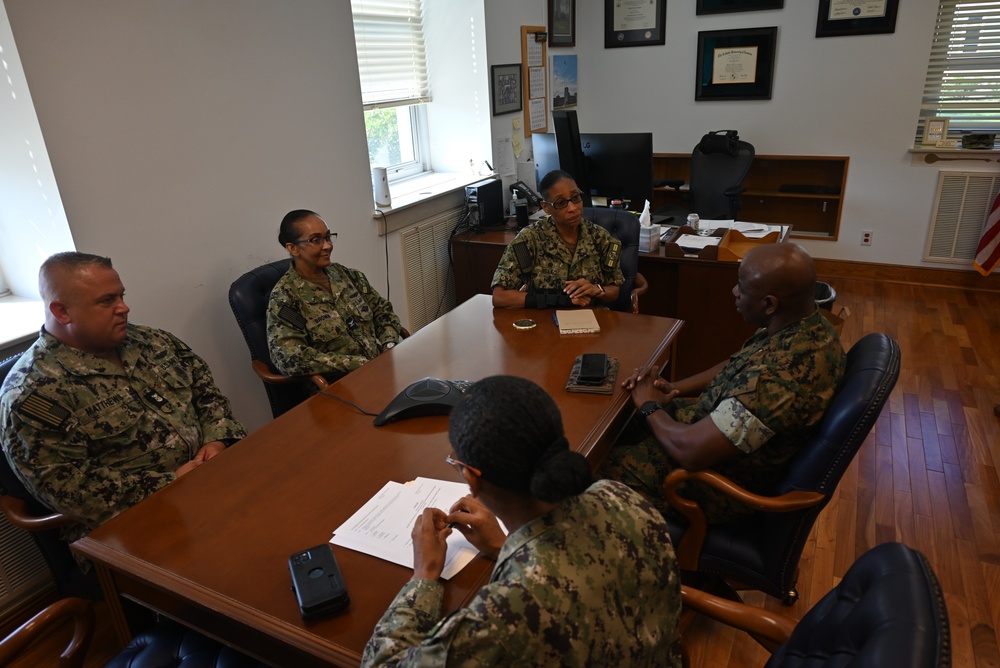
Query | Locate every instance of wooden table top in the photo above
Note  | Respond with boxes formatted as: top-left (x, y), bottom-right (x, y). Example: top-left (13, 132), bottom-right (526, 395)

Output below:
top-left (74, 295), bottom-right (682, 666)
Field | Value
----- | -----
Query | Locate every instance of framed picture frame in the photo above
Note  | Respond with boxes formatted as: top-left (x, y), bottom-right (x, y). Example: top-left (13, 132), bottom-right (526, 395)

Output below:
top-left (922, 117), bottom-right (950, 146)
top-left (816, 0), bottom-right (898, 38)
top-left (696, 27), bottom-right (778, 101)
top-left (697, 0), bottom-right (783, 15)
top-left (605, 0), bottom-right (667, 49)
top-left (548, 0), bottom-right (576, 47)
top-left (491, 63), bottom-right (523, 117)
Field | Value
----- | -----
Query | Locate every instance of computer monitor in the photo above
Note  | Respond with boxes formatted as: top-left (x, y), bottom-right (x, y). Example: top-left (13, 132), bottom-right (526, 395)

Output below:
top-left (533, 129), bottom-right (654, 211)
top-left (551, 110), bottom-right (591, 207)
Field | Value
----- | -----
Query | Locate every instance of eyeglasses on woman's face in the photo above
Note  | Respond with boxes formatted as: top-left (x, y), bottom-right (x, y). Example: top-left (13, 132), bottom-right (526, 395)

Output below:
top-left (543, 191), bottom-right (584, 210)
top-left (292, 231), bottom-right (337, 247)
top-left (445, 454), bottom-right (481, 478)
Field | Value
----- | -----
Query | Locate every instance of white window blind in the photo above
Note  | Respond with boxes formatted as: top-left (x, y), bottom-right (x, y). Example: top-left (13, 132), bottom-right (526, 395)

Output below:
top-left (916, 1), bottom-right (1000, 144)
top-left (352, 0), bottom-right (431, 110)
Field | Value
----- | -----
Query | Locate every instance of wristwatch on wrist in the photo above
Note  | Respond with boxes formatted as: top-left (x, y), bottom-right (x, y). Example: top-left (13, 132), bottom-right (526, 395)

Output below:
top-left (596, 284), bottom-right (605, 295)
top-left (639, 400), bottom-right (662, 417)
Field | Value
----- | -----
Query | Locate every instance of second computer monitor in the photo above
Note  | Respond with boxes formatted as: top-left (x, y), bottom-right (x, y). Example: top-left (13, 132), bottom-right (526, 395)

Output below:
top-left (533, 131), bottom-right (653, 211)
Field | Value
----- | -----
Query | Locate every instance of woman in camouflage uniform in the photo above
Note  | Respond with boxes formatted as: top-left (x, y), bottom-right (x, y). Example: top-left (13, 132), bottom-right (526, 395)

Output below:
top-left (363, 375), bottom-right (681, 667)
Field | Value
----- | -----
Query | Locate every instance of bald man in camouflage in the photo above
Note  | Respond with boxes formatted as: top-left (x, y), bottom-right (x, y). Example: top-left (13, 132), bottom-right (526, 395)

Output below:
top-left (0, 252), bottom-right (246, 556)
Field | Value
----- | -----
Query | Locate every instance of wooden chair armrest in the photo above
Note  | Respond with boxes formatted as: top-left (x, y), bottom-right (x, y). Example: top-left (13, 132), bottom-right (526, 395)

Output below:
top-left (663, 468), bottom-right (825, 571)
top-left (0, 597), bottom-right (94, 668)
top-left (400, 327), bottom-right (411, 339)
top-left (0, 495), bottom-right (76, 532)
top-left (681, 585), bottom-right (795, 653)
top-left (251, 359), bottom-right (327, 390)
top-left (631, 273), bottom-right (650, 314)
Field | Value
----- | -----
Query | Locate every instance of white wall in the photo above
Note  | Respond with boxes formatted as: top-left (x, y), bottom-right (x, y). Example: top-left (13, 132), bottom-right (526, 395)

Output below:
top-left (4, 0), bottom-right (386, 431)
top-left (487, 2), bottom-right (973, 268)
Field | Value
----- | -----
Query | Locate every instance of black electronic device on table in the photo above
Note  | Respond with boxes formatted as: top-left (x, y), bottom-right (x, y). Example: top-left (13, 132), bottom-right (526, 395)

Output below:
top-left (288, 543), bottom-right (350, 619)
top-left (373, 377), bottom-right (476, 426)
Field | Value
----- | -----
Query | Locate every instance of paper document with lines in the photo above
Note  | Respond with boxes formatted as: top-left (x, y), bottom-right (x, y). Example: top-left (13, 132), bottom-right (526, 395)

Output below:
top-left (330, 477), bottom-right (479, 580)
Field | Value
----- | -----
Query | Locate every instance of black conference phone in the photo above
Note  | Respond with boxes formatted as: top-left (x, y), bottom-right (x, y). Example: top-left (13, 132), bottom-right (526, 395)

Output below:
top-left (373, 377), bottom-right (475, 426)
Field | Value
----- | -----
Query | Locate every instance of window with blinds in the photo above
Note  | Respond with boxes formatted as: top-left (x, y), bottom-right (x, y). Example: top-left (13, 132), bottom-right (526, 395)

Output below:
top-left (351, 0), bottom-right (430, 179)
top-left (915, 1), bottom-right (1000, 147)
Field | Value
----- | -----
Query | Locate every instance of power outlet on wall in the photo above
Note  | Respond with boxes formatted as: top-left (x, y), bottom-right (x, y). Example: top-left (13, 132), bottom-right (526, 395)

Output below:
top-left (861, 230), bottom-right (873, 246)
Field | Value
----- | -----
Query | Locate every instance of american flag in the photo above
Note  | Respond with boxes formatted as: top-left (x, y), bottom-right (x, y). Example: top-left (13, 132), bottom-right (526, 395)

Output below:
top-left (974, 189), bottom-right (1000, 276)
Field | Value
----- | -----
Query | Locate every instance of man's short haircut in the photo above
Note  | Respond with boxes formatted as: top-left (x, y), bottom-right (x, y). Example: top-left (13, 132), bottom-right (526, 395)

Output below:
top-left (39, 252), bottom-right (114, 300)
top-left (279, 209), bottom-right (320, 247)
top-left (538, 170), bottom-right (577, 201)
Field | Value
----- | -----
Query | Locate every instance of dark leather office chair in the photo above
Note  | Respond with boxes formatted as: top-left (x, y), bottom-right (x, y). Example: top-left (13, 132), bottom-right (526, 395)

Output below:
top-left (655, 134), bottom-right (755, 221)
top-left (664, 332), bottom-right (900, 603)
top-left (583, 206), bottom-right (649, 313)
top-left (0, 596), bottom-right (269, 667)
top-left (0, 353), bottom-right (101, 600)
top-left (228, 259), bottom-right (329, 419)
top-left (681, 542), bottom-right (951, 667)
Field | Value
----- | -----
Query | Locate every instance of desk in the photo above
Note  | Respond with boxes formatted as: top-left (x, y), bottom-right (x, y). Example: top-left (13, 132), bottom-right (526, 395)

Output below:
top-left (451, 229), bottom-right (757, 378)
top-left (74, 295), bottom-right (681, 667)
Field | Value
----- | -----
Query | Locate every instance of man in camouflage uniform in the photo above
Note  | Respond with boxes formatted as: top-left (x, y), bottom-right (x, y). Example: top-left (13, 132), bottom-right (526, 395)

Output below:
top-left (363, 375), bottom-right (681, 667)
top-left (491, 170), bottom-right (624, 309)
top-left (0, 252), bottom-right (246, 552)
top-left (599, 243), bottom-right (847, 524)
top-left (267, 210), bottom-right (403, 382)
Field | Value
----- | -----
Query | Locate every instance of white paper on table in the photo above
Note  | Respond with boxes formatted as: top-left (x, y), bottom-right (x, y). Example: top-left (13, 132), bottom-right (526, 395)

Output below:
top-left (330, 478), bottom-right (483, 580)
top-left (674, 234), bottom-right (721, 250)
top-left (709, 221), bottom-right (778, 238)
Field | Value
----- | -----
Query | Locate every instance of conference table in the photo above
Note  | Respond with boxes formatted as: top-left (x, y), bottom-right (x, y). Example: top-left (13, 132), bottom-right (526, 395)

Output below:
top-left (74, 294), bottom-right (682, 667)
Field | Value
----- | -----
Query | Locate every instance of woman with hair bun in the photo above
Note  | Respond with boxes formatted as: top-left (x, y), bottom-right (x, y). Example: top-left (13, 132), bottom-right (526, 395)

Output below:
top-left (363, 375), bottom-right (681, 667)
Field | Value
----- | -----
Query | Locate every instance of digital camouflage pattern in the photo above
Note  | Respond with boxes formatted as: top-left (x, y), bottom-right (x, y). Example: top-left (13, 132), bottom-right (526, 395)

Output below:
top-left (362, 480), bottom-right (681, 667)
top-left (0, 325), bottom-right (246, 546)
top-left (490, 216), bottom-right (624, 309)
top-left (600, 310), bottom-right (846, 524)
top-left (266, 263), bottom-right (403, 380)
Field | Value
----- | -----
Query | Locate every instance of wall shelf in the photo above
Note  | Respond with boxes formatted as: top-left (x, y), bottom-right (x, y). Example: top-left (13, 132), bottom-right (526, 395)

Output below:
top-left (653, 153), bottom-right (850, 240)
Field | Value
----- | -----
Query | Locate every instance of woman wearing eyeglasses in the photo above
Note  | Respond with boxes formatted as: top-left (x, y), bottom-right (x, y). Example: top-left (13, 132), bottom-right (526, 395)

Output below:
top-left (491, 170), bottom-right (624, 309)
top-left (363, 375), bottom-right (681, 667)
top-left (266, 209), bottom-right (403, 383)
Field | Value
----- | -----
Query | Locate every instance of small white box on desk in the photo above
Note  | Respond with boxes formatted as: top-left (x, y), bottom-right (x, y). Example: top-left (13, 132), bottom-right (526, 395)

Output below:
top-left (638, 225), bottom-right (661, 253)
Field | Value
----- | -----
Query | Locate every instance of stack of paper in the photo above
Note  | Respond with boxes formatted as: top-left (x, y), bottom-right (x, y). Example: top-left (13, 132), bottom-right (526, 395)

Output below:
top-left (555, 309), bottom-right (600, 334)
top-left (330, 477), bottom-right (480, 580)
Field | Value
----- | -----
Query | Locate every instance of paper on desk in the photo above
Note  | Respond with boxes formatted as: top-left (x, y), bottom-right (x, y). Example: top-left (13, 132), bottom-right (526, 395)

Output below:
top-left (675, 234), bottom-right (721, 250)
top-left (710, 221), bottom-right (777, 238)
top-left (330, 477), bottom-right (483, 580)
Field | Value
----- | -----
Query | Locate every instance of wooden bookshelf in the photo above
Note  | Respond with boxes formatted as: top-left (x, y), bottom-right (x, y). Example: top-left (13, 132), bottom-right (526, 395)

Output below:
top-left (653, 153), bottom-right (849, 240)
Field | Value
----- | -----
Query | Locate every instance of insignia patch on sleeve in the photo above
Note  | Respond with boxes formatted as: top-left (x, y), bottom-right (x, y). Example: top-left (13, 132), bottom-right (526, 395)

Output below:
top-left (606, 239), bottom-right (622, 269)
top-left (17, 392), bottom-right (71, 430)
top-left (277, 305), bottom-right (307, 331)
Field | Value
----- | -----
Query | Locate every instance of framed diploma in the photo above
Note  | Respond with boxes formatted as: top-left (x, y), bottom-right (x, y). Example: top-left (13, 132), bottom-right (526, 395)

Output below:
top-left (696, 27), bottom-right (778, 101)
top-left (605, 0), bottom-right (667, 49)
top-left (697, 0), bottom-right (783, 15)
top-left (816, 0), bottom-right (898, 37)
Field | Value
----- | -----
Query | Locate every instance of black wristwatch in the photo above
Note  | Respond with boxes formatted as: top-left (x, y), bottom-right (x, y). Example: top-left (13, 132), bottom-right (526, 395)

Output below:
top-left (639, 400), bottom-right (662, 417)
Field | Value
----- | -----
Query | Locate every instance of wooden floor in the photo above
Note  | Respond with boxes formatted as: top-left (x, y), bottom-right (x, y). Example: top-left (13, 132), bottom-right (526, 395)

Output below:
top-left (8, 277), bottom-right (1000, 666)
top-left (684, 277), bottom-right (1000, 667)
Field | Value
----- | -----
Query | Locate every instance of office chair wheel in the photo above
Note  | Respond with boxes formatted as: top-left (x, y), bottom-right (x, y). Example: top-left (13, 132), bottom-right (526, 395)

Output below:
top-left (782, 587), bottom-right (799, 606)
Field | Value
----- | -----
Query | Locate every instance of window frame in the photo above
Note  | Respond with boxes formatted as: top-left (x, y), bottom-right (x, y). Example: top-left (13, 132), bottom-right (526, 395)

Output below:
top-left (915, 1), bottom-right (1000, 148)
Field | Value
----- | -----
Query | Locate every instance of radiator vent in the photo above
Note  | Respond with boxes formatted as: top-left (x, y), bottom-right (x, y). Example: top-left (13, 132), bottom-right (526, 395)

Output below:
top-left (924, 171), bottom-right (1000, 265)
top-left (0, 512), bottom-right (52, 619)
top-left (400, 207), bottom-right (463, 331)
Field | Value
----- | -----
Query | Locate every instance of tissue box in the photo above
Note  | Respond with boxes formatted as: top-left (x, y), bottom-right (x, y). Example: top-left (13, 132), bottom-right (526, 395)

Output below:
top-left (638, 225), bottom-right (661, 253)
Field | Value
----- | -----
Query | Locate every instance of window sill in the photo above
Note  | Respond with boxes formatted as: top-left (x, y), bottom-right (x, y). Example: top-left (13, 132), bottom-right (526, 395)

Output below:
top-left (0, 296), bottom-right (43, 352)
top-left (910, 146), bottom-right (1000, 163)
top-left (373, 172), bottom-right (497, 235)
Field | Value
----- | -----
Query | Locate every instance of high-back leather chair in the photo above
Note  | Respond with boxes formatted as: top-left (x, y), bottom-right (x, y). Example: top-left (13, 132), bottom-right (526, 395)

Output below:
top-left (0, 353), bottom-right (101, 600)
top-left (681, 542), bottom-right (951, 667)
top-left (656, 135), bottom-right (755, 221)
top-left (582, 206), bottom-right (649, 313)
top-left (228, 259), bottom-right (328, 418)
top-left (664, 332), bottom-right (901, 603)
